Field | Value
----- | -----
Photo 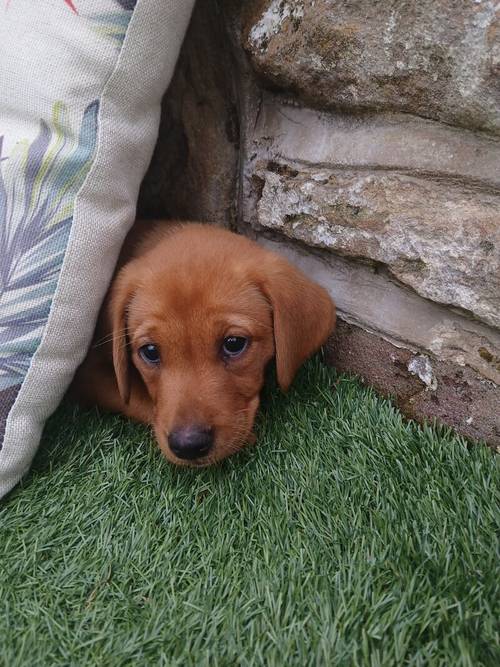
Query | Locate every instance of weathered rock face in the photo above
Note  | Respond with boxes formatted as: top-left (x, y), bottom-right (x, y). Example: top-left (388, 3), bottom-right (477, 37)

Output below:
top-left (255, 162), bottom-right (500, 329)
top-left (260, 238), bottom-right (500, 387)
top-left (140, 0), bottom-right (500, 445)
top-left (243, 0), bottom-right (500, 135)
top-left (245, 98), bottom-right (500, 330)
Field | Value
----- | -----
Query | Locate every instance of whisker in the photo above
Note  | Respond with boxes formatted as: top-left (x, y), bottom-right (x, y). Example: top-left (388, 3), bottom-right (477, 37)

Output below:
top-left (92, 329), bottom-right (129, 348)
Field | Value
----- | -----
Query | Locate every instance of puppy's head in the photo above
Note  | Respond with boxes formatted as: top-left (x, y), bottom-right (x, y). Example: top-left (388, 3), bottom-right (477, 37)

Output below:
top-left (109, 224), bottom-right (335, 466)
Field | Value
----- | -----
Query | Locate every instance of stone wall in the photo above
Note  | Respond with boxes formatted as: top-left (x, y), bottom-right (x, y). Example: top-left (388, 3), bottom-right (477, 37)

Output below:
top-left (139, 0), bottom-right (500, 447)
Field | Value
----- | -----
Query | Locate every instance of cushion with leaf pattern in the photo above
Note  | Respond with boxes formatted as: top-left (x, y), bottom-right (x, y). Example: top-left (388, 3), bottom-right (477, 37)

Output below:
top-left (0, 0), bottom-right (194, 497)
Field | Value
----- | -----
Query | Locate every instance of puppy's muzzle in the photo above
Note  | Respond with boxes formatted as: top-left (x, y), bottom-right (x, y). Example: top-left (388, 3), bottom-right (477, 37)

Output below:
top-left (168, 425), bottom-right (214, 460)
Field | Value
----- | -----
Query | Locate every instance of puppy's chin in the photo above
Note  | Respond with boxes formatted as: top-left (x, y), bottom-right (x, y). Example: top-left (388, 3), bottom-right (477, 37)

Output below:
top-left (154, 430), bottom-right (255, 468)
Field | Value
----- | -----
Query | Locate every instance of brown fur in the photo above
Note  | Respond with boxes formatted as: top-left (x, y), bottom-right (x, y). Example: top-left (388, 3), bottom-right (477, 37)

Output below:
top-left (71, 222), bottom-right (336, 466)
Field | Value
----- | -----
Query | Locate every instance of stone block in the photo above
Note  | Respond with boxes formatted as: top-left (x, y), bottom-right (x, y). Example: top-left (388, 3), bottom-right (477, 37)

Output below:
top-left (243, 0), bottom-right (500, 134)
top-left (256, 165), bottom-right (500, 329)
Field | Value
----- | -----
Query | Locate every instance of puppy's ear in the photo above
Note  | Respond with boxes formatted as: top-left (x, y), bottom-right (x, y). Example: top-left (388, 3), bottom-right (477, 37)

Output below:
top-left (107, 263), bottom-right (138, 405)
top-left (260, 254), bottom-right (336, 391)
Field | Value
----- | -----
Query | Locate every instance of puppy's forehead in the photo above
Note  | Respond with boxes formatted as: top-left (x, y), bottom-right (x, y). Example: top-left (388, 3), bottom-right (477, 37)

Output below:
top-left (131, 257), bottom-right (269, 328)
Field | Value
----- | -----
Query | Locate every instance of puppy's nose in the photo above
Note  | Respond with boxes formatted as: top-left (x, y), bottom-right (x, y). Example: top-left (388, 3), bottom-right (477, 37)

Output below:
top-left (168, 425), bottom-right (214, 460)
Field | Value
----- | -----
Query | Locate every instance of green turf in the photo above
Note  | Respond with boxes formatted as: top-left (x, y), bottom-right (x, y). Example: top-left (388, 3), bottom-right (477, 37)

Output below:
top-left (1, 360), bottom-right (498, 666)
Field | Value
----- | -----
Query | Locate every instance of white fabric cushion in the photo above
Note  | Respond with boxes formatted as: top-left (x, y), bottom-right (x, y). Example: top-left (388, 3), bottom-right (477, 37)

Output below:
top-left (0, 0), bottom-right (194, 497)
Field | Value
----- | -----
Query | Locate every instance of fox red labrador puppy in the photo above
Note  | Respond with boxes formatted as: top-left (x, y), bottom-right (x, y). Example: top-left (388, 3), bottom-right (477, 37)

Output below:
top-left (72, 222), bottom-right (335, 466)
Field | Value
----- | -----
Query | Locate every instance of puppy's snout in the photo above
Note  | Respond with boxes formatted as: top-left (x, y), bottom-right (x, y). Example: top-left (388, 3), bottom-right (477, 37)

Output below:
top-left (168, 425), bottom-right (214, 460)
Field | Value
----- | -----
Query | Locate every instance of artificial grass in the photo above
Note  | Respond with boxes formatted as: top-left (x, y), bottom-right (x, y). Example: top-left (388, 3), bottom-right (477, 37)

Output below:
top-left (0, 360), bottom-right (498, 667)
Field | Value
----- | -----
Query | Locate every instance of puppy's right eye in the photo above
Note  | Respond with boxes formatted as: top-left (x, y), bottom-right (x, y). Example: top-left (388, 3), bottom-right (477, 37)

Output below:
top-left (138, 344), bottom-right (160, 365)
top-left (222, 336), bottom-right (248, 358)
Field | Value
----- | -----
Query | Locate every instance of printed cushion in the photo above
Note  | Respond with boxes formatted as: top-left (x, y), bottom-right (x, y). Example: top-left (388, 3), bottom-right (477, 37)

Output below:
top-left (0, 0), bottom-right (194, 497)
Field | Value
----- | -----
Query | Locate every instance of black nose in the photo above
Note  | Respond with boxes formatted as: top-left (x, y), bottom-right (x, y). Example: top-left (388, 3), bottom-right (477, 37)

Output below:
top-left (168, 425), bottom-right (214, 460)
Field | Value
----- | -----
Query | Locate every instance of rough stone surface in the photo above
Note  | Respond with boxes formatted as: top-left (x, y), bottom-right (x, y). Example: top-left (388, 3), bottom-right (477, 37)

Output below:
top-left (138, 0), bottom-right (239, 225)
top-left (243, 98), bottom-right (500, 329)
top-left (408, 355), bottom-right (437, 390)
top-left (250, 100), bottom-right (500, 190)
top-left (256, 165), bottom-right (500, 329)
top-left (260, 237), bottom-right (500, 386)
top-left (243, 0), bottom-right (500, 134)
top-left (329, 320), bottom-right (500, 448)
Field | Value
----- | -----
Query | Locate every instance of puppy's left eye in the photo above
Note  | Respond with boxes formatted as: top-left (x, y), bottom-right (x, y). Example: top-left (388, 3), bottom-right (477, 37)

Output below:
top-left (222, 336), bottom-right (248, 358)
top-left (138, 343), bottom-right (160, 365)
